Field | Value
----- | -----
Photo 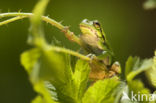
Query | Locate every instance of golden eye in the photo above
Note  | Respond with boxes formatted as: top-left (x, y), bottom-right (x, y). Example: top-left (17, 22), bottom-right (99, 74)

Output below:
top-left (93, 21), bottom-right (101, 29)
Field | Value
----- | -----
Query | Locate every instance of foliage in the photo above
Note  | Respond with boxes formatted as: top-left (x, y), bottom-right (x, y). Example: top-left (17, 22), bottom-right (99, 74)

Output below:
top-left (145, 51), bottom-right (156, 87)
top-left (144, 0), bottom-right (156, 10)
top-left (82, 77), bottom-right (120, 103)
top-left (125, 56), bottom-right (153, 82)
top-left (0, 0), bottom-right (156, 103)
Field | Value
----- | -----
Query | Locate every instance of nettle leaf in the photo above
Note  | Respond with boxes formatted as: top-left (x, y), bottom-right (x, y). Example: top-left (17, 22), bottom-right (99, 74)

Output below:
top-left (120, 86), bottom-right (132, 103)
top-left (31, 0), bottom-right (48, 26)
top-left (121, 80), bottom-right (150, 103)
top-left (32, 82), bottom-right (57, 103)
top-left (51, 59), bottom-right (90, 103)
top-left (46, 53), bottom-right (76, 103)
top-left (21, 47), bottom-right (75, 102)
top-left (44, 81), bottom-right (58, 101)
top-left (21, 49), bottom-right (59, 103)
top-left (125, 56), bottom-right (153, 82)
top-left (82, 77), bottom-right (120, 103)
top-left (21, 48), bottom-right (40, 74)
top-left (21, 48), bottom-right (71, 83)
top-left (31, 96), bottom-right (43, 103)
top-left (145, 51), bottom-right (156, 87)
top-left (21, 48), bottom-right (59, 103)
top-left (39, 49), bottom-right (72, 83)
top-left (72, 60), bottom-right (90, 101)
top-left (21, 47), bottom-right (91, 103)
top-left (30, 0), bottom-right (49, 39)
top-left (125, 56), bottom-right (139, 77)
top-left (120, 52), bottom-right (155, 103)
top-left (22, 0), bottom-right (72, 102)
top-left (114, 82), bottom-right (127, 103)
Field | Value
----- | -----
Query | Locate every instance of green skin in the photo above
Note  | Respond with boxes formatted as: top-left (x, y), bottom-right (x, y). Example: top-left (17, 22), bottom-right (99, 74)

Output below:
top-left (79, 19), bottom-right (114, 66)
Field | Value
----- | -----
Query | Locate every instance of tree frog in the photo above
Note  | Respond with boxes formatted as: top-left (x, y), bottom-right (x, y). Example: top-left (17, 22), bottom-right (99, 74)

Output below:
top-left (79, 19), bottom-right (114, 65)
top-left (79, 19), bottom-right (120, 80)
top-left (80, 19), bottom-right (109, 51)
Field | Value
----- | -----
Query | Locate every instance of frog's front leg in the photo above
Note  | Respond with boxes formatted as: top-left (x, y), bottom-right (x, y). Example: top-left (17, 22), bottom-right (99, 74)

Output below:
top-left (110, 62), bottom-right (121, 74)
top-left (97, 51), bottom-right (113, 66)
top-left (108, 62), bottom-right (121, 77)
top-left (86, 53), bottom-right (96, 58)
top-left (86, 53), bottom-right (110, 81)
top-left (95, 51), bottom-right (120, 78)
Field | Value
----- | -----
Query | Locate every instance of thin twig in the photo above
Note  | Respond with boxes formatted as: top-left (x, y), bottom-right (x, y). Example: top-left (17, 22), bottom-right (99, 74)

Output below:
top-left (48, 45), bottom-right (91, 61)
top-left (0, 13), bottom-right (89, 61)
top-left (0, 12), bottom-right (81, 45)
top-left (0, 16), bottom-right (27, 26)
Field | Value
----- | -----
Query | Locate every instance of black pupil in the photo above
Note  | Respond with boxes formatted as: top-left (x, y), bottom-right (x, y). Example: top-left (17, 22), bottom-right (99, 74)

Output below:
top-left (93, 21), bottom-right (100, 27)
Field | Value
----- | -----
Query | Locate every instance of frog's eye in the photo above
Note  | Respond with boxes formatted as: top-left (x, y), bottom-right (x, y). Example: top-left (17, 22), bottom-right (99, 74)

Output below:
top-left (82, 19), bottom-right (89, 23)
top-left (93, 21), bottom-right (101, 29)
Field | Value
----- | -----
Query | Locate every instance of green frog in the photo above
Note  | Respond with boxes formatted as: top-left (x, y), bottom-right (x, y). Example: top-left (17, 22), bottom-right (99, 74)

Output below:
top-left (79, 19), bottom-right (120, 80)
top-left (80, 19), bottom-right (107, 52)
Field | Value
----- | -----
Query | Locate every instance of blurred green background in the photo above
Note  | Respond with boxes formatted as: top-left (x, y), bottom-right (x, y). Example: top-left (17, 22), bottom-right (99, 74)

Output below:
top-left (0, 0), bottom-right (156, 103)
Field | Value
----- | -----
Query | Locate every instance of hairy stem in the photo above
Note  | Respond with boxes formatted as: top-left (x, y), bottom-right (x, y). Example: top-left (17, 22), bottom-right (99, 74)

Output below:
top-left (48, 45), bottom-right (91, 61)
top-left (0, 13), bottom-right (89, 61)
top-left (0, 16), bottom-right (27, 26)
top-left (0, 12), bottom-right (81, 45)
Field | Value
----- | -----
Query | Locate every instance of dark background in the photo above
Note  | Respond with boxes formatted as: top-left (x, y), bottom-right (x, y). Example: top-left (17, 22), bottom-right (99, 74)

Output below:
top-left (0, 0), bottom-right (156, 103)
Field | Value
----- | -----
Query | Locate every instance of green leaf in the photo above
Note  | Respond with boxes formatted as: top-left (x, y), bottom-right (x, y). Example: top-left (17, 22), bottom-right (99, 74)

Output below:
top-left (21, 48), bottom-right (59, 103)
top-left (21, 48), bottom-right (58, 103)
top-left (21, 48), bottom-right (74, 102)
top-left (31, 96), bottom-right (43, 103)
top-left (128, 80), bottom-right (150, 103)
top-left (45, 51), bottom-right (77, 103)
top-left (21, 48), bottom-right (40, 74)
top-left (21, 48), bottom-right (71, 83)
top-left (33, 82), bottom-right (58, 103)
top-left (114, 82), bottom-right (127, 103)
top-left (82, 77), bottom-right (120, 103)
top-left (120, 80), bottom-right (151, 103)
top-left (72, 59), bottom-right (90, 101)
top-left (125, 56), bottom-right (153, 82)
top-left (22, 0), bottom-right (87, 103)
top-left (144, 0), bottom-right (156, 10)
top-left (50, 59), bottom-right (90, 103)
top-left (31, 0), bottom-right (49, 26)
top-left (21, 47), bottom-right (91, 103)
top-left (145, 51), bottom-right (156, 87)
top-left (120, 86), bottom-right (132, 103)
top-left (39, 49), bottom-right (72, 83)
top-left (125, 56), bottom-right (139, 77)
top-left (29, 0), bottom-right (49, 45)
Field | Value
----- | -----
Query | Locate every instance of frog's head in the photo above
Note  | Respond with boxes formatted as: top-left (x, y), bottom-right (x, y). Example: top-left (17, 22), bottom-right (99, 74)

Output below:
top-left (80, 19), bottom-right (112, 55)
top-left (79, 19), bottom-right (105, 42)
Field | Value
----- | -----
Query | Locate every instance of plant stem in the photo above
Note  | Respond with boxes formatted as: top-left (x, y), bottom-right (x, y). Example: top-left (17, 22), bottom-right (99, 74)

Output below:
top-left (0, 13), bottom-right (90, 61)
top-left (0, 16), bottom-right (27, 26)
top-left (48, 45), bottom-right (91, 61)
top-left (0, 12), bottom-right (81, 45)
